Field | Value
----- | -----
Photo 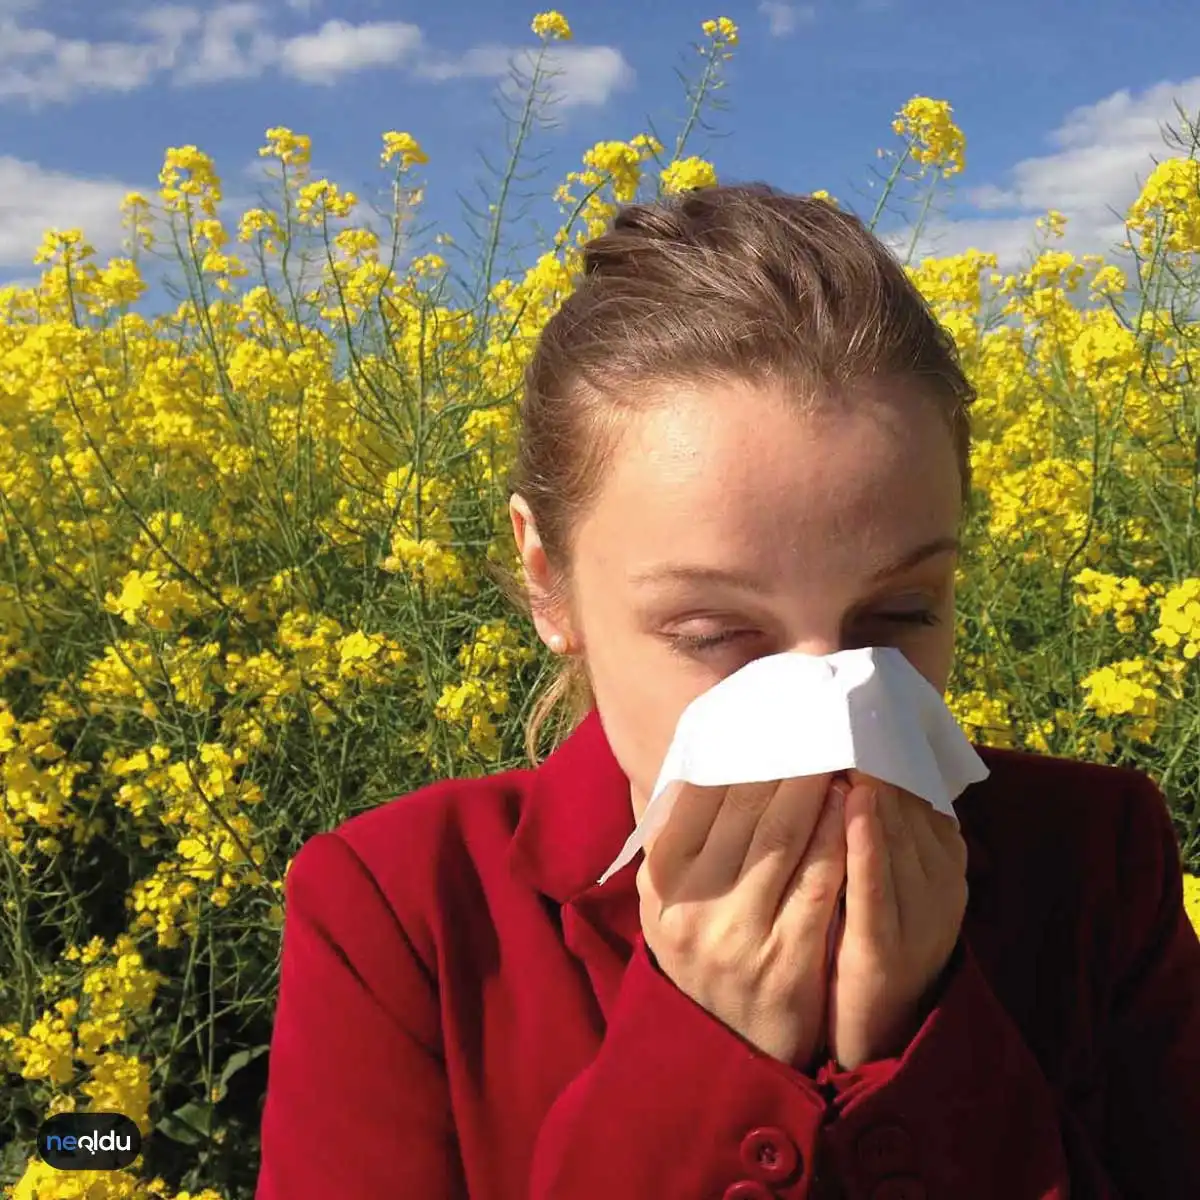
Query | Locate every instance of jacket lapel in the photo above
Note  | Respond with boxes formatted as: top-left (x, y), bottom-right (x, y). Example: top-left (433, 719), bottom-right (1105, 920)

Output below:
top-left (508, 710), bottom-right (642, 1019)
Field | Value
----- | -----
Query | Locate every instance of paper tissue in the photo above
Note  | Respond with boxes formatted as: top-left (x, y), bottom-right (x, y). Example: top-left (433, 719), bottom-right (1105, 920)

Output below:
top-left (597, 646), bottom-right (989, 886)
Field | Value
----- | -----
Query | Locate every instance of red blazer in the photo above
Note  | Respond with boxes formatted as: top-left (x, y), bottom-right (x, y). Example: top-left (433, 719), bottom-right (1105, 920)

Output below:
top-left (255, 708), bottom-right (1200, 1199)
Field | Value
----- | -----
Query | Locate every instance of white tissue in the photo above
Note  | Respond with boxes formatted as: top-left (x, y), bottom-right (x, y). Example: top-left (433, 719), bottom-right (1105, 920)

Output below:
top-left (597, 646), bottom-right (989, 886)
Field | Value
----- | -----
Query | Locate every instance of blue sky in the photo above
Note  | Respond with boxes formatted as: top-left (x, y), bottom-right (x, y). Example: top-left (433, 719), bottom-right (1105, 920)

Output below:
top-left (3, 0), bottom-right (1200, 286)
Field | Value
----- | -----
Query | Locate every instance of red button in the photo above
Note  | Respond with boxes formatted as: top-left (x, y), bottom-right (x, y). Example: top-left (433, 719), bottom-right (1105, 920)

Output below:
top-left (856, 1123), bottom-right (914, 1176)
top-left (723, 1183), bottom-right (774, 1200)
top-left (740, 1126), bottom-right (800, 1183)
top-left (870, 1177), bottom-right (927, 1200)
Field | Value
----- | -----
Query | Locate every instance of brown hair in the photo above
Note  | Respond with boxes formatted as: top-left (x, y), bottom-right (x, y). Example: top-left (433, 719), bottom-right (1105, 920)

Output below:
top-left (493, 182), bottom-right (977, 767)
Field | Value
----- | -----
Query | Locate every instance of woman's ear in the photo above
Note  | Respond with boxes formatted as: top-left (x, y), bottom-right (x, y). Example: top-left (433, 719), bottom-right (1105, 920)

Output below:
top-left (509, 494), bottom-right (576, 652)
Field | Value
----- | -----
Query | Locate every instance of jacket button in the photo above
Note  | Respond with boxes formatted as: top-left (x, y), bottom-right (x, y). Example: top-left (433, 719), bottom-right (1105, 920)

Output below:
top-left (739, 1125), bottom-right (800, 1183)
top-left (856, 1123), bottom-right (914, 1176)
top-left (722, 1183), bottom-right (774, 1200)
top-left (869, 1177), bottom-right (927, 1200)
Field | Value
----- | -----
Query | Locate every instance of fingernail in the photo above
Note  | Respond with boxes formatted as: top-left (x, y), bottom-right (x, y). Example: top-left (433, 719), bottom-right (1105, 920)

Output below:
top-left (831, 780), bottom-right (850, 805)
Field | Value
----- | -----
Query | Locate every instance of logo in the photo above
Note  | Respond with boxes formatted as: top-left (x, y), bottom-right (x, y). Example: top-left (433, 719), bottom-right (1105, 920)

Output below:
top-left (38, 1113), bottom-right (142, 1170)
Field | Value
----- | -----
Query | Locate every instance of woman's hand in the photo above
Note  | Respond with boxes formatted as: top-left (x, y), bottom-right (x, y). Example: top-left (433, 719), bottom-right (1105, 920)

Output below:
top-left (826, 774), bottom-right (969, 1071)
top-left (637, 774), bottom-right (848, 1069)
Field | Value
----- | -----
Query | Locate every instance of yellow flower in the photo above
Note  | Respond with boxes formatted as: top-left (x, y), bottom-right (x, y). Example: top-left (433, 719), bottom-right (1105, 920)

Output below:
top-left (337, 629), bottom-right (407, 680)
top-left (1089, 263), bottom-right (1127, 300)
top-left (238, 207), bottom-right (283, 243)
top-left (102, 569), bottom-right (201, 632)
top-left (1079, 658), bottom-right (1161, 742)
top-left (158, 145), bottom-right (223, 215)
top-left (1152, 579), bottom-right (1200, 660)
top-left (892, 96), bottom-right (966, 176)
top-left (381, 131), bottom-right (429, 170)
top-left (1128, 158), bottom-right (1200, 257)
top-left (660, 156), bottom-right (718, 195)
top-left (295, 179), bottom-right (358, 223)
top-left (701, 16), bottom-right (739, 44)
top-left (81, 1052), bottom-right (152, 1129)
top-left (531, 10), bottom-right (572, 40)
top-left (32, 228), bottom-right (94, 267)
top-left (259, 126), bottom-right (312, 168)
top-left (946, 689), bottom-right (1015, 749)
top-left (1184, 876), bottom-right (1200, 937)
top-left (1072, 568), bottom-right (1152, 635)
top-left (1036, 209), bottom-right (1068, 239)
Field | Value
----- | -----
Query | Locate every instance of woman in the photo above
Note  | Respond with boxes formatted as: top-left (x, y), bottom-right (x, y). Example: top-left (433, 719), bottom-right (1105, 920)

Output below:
top-left (254, 185), bottom-right (1200, 1199)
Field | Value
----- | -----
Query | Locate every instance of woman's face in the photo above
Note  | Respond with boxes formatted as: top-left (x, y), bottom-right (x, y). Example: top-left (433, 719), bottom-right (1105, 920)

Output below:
top-left (512, 378), bottom-right (963, 820)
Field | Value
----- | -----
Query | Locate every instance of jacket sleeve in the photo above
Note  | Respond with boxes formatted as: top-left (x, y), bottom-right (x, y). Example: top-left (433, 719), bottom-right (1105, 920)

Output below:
top-left (254, 831), bottom-right (469, 1199)
top-left (530, 936), bottom-right (838, 1197)
top-left (811, 771), bottom-right (1200, 1200)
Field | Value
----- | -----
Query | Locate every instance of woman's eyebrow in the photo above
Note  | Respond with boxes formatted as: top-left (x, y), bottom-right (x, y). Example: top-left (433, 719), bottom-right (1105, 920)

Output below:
top-left (868, 535), bottom-right (960, 582)
top-left (630, 536), bottom-right (960, 592)
top-left (628, 563), bottom-right (773, 593)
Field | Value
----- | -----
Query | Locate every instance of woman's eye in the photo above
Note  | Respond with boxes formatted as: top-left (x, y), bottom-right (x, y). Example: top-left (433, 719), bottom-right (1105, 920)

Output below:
top-left (666, 610), bottom-right (940, 656)
top-left (666, 629), bottom-right (745, 654)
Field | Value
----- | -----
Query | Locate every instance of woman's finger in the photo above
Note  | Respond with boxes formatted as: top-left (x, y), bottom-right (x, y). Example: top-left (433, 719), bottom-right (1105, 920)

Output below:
top-left (738, 772), bottom-right (834, 877)
top-left (875, 783), bottom-right (927, 902)
top-left (686, 780), bottom-right (796, 894)
top-left (772, 780), bottom-right (848, 934)
top-left (903, 793), bottom-right (958, 879)
top-left (843, 784), bottom-right (899, 946)
top-left (925, 803), bottom-right (970, 876)
top-left (644, 780), bottom-right (738, 888)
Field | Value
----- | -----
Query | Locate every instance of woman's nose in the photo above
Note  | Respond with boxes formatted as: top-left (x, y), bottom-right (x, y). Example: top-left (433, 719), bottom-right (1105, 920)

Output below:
top-left (788, 637), bottom-right (847, 659)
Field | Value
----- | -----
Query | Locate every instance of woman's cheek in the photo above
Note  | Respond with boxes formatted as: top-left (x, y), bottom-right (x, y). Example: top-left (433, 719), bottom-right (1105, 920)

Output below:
top-left (594, 667), bottom-right (689, 802)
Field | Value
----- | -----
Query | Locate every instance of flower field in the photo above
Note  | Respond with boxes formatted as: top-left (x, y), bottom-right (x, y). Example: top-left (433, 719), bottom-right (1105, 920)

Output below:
top-left (2, 11), bottom-right (1200, 1198)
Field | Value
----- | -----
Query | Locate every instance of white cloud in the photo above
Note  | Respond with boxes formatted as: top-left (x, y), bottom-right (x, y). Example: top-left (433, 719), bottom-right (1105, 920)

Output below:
top-left (758, 2), bottom-right (816, 37)
top-left (0, 5), bottom-right (631, 108)
top-left (131, 6), bottom-right (203, 43)
top-left (0, 157), bottom-right (132, 270)
top-left (416, 44), bottom-right (633, 110)
top-left (175, 3), bottom-right (278, 84)
top-left (279, 18), bottom-right (421, 84)
top-left (543, 46), bottom-right (634, 108)
top-left (0, 10), bottom-right (191, 101)
top-left (1, 4), bottom-right (209, 101)
top-left (906, 76), bottom-right (1200, 268)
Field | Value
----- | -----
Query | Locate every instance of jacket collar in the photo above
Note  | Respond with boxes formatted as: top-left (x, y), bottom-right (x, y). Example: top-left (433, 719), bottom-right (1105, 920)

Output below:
top-left (508, 708), bottom-right (635, 907)
top-left (508, 706), bottom-right (997, 913)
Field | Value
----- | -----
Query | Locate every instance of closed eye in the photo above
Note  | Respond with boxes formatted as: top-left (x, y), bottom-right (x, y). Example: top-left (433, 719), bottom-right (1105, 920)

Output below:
top-left (665, 610), bottom-right (941, 655)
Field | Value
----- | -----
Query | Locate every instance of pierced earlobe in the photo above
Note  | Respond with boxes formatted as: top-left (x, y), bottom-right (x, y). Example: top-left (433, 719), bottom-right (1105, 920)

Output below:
top-left (548, 633), bottom-right (569, 654)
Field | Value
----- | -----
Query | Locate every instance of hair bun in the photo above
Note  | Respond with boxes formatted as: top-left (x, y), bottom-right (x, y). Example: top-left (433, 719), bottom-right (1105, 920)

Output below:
top-left (584, 185), bottom-right (801, 278)
top-left (582, 200), bottom-right (689, 277)
top-left (611, 202), bottom-right (686, 241)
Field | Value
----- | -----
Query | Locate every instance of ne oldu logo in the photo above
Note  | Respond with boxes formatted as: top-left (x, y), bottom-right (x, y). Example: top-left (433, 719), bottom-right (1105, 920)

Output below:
top-left (38, 1112), bottom-right (142, 1170)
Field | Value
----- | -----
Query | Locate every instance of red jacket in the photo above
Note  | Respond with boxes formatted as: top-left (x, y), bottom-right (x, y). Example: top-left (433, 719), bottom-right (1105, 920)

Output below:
top-left (255, 708), bottom-right (1200, 1199)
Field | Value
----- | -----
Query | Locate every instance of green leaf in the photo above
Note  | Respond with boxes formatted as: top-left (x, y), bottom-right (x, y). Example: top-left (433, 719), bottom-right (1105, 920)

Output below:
top-left (155, 1101), bottom-right (213, 1146)
top-left (210, 1043), bottom-right (271, 1103)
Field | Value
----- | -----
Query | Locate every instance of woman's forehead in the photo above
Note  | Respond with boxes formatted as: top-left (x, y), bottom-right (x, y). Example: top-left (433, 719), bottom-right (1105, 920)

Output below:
top-left (607, 383), bottom-right (953, 505)
top-left (577, 382), bottom-right (961, 571)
